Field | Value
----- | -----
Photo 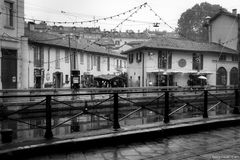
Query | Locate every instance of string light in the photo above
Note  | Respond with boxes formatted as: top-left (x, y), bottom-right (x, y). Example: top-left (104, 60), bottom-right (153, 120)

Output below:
top-left (24, 3), bottom-right (147, 25)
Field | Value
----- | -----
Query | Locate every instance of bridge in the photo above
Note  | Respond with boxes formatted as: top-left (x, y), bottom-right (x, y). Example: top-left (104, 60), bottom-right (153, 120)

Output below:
top-left (0, 86), bottom-right (240, 159)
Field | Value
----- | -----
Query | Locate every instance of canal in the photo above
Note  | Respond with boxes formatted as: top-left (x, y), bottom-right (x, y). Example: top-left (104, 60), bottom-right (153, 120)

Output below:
top-left (0, 89), bottom-right (234, 143)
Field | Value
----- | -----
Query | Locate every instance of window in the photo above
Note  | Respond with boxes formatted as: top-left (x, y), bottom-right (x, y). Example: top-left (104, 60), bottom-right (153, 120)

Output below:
top-left (120, 60), bottom-right (122, 68)
top-left (34, 46), bottom-right (44, 67)
top-left (4, 1), bottom-right (14, 27)
top-left (75, 53), bottom-right (78, 69)
top-left (80, 52), bottom-right (84, 64)
top-left (158, 50), bottom-right (172, 69)
top-left (167, 51), bottom-right (172, 69)
top-left (137, 76), bottom-right (141, 87)
top-left (55, 49), bottom-right (60, 69)
top-left (87, 54), bottom-right (90, 71)
top-left (129, 53), bottom-right (133, 64)
top-left (71, 52), bottom-right (77, 69)
top-left (230, 67), bottom-right (238, 85)
top-left (93, 55), bottom-right (96, 66)
top-left (232, 55), bottom-right (238, 62)
top-left (117, 59), bottom-right (119, 68)
top-left (107, 57), bottom-right (110, 71)
top-left (158, 51), bottom-right (167, 69)
top-left (136, 52), bottom-right (142, 63)
top-left (192, 53), bottom-right (203, 70)
top-left (219, 54), bottom-right (226, 61)
top-left (97, 56), bottom-right (101, 71)
top-left (65, 50), bottom-right (69, 63)
top-left (216, 67), bottom-right (227, 85)
top-left (65, 75), bottom-right (69, 83)
top-left (115, 40), bottom-right (120, 45)
top-left (91, 55), bottom-right (94, 70)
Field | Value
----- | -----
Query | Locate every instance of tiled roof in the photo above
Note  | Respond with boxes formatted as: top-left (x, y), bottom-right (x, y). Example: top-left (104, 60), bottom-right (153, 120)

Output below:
top-left (209, 10), bottom-right (238, 23)
top-left (122, 37), bottom-right (237, 54)
top-left (25, 30), bottom-right (126, 58)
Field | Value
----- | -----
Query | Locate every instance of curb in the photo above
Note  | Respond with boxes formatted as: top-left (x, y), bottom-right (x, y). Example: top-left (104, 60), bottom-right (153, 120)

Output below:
top-left (1, 116), bottom-right (240, 159)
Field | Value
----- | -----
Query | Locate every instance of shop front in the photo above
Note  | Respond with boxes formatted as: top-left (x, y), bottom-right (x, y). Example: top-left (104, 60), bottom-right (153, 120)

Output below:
top-left (147, 72), bottom-right (175, 87)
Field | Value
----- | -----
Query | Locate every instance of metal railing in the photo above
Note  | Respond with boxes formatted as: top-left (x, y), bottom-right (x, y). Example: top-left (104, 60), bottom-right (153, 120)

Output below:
top-left (0, 87), bottom-right (239, 140)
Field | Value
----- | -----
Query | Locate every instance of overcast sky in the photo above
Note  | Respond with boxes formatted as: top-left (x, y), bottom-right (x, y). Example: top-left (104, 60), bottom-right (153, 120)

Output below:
top-left (24, 0), bottom-right (240, 32)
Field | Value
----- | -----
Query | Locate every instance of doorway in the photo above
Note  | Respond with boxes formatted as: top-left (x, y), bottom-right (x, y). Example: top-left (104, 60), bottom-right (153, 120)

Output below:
top-left (53, 72), bottom-right (63, 88)
top-left (1, 49), bottom-right (17, 89)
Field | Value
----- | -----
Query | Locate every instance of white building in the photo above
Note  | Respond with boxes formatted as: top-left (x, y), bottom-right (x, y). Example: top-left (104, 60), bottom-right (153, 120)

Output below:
top-left (23, 28), bottom-right (127, 89)
top-left (0, 0), bottom-right (25, 89)
top-left (122, 37), bottom-right (237, 87)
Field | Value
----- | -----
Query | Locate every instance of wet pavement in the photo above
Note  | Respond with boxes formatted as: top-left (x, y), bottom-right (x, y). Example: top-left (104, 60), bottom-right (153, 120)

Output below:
top-left (25, 125), bottom-right (240, 160)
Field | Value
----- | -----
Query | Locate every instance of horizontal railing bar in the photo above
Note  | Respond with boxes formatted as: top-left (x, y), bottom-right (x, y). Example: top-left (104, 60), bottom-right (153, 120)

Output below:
top-left (0, 87), bottom-right (237, 99)
top-left (0, 85), bottom-right (237, 92)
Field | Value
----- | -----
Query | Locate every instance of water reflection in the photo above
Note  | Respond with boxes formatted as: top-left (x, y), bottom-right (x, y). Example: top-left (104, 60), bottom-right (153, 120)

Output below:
top-left (0, 101), bottom-right (230, 143)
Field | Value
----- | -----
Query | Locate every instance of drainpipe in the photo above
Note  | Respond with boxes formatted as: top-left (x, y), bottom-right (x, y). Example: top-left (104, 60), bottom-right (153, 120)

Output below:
top-left (142, 51), bottom-right (144, 87)
top-left (238, 14), bottom-right (240, 89)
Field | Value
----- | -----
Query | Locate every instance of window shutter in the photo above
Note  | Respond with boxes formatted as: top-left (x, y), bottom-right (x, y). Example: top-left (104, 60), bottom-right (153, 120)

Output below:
top-left (34, 47), bottom-right (38, 67)
top-left (136, 52), bottom-right (142, 63)
top-left (97, 56), bottom-right (101, 71)
top-left (168, 52), bottom-right (172, 69)
top-left (40, 47), bottom-right (44, 67)
top-left (158, 51), bottom-right (161, 69)
top-left (200, 54), bottom-right (203, 70)
top-left (129, 53), bottom-right (133, 64)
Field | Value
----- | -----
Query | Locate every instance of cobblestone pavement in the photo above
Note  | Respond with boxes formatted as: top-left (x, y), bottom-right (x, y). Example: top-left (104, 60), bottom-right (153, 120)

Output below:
top-left (27, 126), bottom-right (240, 160)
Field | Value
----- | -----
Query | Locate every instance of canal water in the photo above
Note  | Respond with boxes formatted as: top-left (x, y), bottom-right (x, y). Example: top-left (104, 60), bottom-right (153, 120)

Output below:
top-left (0, 91), bottom-right (233, 143)
top-left (0, 104), bottom-right (230, 143)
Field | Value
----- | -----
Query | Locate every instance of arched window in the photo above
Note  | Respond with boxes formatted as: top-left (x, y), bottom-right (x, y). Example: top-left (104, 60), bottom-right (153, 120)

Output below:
top-left (230, 67), bottom-right (238, 85)
top-left (216, 67), bottom-right (227, 85)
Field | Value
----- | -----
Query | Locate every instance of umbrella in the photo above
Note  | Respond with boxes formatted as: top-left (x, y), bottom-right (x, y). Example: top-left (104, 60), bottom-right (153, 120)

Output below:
top-left (198, 75), bottom-right (207, 80)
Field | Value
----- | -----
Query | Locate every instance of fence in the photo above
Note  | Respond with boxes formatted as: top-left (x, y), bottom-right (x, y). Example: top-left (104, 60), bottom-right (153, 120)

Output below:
top-left (0, 87), bottom-right (239, 141)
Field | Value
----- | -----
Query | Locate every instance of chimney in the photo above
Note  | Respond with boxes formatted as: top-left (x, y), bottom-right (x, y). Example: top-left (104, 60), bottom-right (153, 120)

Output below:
top-left (232, 9), bottom-right (237, 15)
top-left (28, 22), bottom-right (35, 31)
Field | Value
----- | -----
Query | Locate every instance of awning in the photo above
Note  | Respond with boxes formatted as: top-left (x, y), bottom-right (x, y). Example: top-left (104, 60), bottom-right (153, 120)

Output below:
top-left (94, 74), bottom-right (124, 81)
top-left (147, 70), bottom-right (182, 74)
top-left (182, 71), bottom-right (198, 74)
top-left (198, 71), bottom-right (213, 74)
top-left (182, 71), bottom-right (213, 74)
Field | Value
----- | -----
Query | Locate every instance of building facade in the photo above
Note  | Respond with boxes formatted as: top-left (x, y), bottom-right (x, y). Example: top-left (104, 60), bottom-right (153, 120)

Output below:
top-left (208, 9), bottom-right (239, 51)
top-left (0, 0), bottom-right (25, 89)
top-left (123, 37), bottom-right (238, 87)
top-left (24, 28), bottom-right (127, 89)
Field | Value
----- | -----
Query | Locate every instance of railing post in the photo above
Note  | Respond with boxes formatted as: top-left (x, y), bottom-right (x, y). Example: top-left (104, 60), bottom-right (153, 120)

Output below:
top-left (44, 95), bottom-right (53, 139)
top-left (164, 91), bottom-right (170, 123)
top-left (203, 90), bottom-right (208, 118)
top-left (233, 89), bottom-right (240, 114)
top-left (113, 93), bottom-right (120, 130)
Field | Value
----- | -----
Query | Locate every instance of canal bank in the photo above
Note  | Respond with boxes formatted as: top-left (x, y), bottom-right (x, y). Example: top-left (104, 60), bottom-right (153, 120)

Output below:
top-left (1, 114), bottom-right (240, 159)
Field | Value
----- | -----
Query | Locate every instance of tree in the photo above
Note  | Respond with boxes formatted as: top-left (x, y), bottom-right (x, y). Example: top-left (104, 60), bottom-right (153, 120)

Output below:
top-left (177, 2), bottom-right (227, 42)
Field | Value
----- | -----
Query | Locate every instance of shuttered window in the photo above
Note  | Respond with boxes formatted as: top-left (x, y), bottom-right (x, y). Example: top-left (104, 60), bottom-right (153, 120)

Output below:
top-left (34, 46), bottom-right (44, 68)
top-left (4, 1), bottom-right (14, 27)
top-left (97, 56), bottom-right (101, 71)
top-left (192, 53), bottom-right (203, 70)
top-left (55, 49), bottom-right (60, 69)
top-left (107, 57), bottom-right (110, 71)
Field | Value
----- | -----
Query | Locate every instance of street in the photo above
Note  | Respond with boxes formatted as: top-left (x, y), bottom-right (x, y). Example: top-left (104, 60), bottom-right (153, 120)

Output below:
top-left (26, 125), bottom-right (240, 160)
